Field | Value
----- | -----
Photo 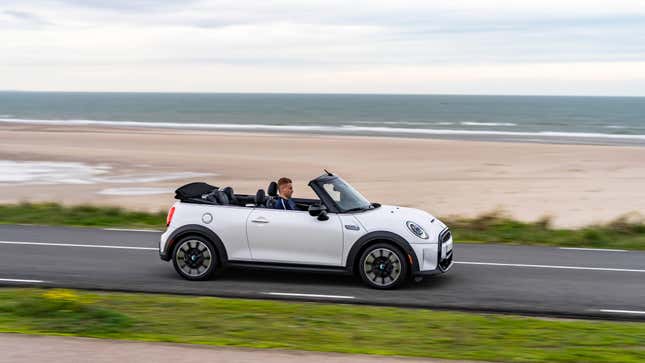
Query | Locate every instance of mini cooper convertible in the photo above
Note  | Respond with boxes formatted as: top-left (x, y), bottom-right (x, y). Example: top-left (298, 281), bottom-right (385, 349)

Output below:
top-left (160, 172), bottom-right (453, 289)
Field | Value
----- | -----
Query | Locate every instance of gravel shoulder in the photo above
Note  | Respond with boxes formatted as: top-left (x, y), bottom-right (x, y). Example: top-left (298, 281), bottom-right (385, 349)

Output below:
top-left (0, 333), bottom-right (489, 363)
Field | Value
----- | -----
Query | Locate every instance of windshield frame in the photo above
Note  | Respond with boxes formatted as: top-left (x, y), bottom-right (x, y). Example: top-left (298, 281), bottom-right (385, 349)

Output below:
top-left (308, 175), bottom-right (372, 213)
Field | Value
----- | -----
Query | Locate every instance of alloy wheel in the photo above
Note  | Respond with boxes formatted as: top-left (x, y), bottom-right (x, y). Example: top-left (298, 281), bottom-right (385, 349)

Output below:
top-left (175, 239), bottom-right (213, 278)
top-left (362, 247), bottom-right (402, 287)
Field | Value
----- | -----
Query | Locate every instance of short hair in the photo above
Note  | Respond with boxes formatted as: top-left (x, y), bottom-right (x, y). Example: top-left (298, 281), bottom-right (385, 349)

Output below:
top-left (277, 177), bottom-right (292, 187)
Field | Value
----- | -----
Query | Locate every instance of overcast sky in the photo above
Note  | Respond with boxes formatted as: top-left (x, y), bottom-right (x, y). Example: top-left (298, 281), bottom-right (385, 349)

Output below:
top-left (1, 0), bottom-right (645, 95)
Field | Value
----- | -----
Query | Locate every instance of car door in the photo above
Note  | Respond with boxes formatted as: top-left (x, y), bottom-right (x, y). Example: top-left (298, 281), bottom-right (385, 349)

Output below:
top-left (246, 208), bottom-right (344, 266)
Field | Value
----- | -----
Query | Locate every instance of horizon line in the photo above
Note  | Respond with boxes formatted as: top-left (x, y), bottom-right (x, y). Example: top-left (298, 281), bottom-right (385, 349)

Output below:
top-left (1, 90), bottom-right (644, 98)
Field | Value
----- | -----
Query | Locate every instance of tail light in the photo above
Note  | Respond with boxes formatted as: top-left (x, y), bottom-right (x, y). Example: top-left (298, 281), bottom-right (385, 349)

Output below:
top-left (166, 206), bottom-right (176, 226)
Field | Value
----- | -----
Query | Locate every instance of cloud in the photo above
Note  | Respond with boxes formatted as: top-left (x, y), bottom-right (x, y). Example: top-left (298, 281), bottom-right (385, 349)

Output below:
top-left (1, 9), bottom-right (49, 27)
top-left (4, 10), bottom-right (38, 20)
top-left (1, 0), bottom-right (645, 95)
top-left (52, 0), bottom-right (193, 11)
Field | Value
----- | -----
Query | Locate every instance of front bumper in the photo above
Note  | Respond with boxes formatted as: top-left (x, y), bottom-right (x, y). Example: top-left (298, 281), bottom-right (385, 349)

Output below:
top-left (410, 234), bottom-right (454, 276)
top-left (412, 253), bottom-right (453, 276)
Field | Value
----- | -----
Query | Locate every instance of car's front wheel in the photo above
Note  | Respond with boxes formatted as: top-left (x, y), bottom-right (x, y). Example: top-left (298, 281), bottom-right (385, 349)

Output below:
top-left (172, 236), bottom-right (218, 281)
top-left (358, 243), bottom-right (408, 289)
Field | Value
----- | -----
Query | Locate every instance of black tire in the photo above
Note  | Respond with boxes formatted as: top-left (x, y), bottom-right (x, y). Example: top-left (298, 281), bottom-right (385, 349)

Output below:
top-left (172, 235), bottom-right (218, 281)
top-left (358, 243), bottom-right (409, 289)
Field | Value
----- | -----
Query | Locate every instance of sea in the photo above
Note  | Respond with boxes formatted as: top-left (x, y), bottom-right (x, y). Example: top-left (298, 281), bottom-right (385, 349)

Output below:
top-left (1, 91), bottom-right (645, 145)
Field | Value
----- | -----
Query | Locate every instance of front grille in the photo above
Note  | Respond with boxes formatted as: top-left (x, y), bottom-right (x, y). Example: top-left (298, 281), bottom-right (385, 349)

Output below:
top-left (439, 227), bottom-right (451, 243)
top-left (439, 252), bottom-right (453, 271)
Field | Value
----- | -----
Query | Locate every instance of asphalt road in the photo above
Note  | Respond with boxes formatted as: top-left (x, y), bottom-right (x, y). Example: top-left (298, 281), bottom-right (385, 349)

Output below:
top-left (1, 224), bottom-right (644, 321)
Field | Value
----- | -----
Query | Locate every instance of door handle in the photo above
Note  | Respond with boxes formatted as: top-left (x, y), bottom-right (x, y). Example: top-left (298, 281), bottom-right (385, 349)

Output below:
top-left (251, 218), bottom-right (269, 224)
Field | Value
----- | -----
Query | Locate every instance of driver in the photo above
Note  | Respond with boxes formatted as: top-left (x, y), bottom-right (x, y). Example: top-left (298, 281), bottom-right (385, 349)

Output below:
top-left (273, 177), bottom-right (297, 210)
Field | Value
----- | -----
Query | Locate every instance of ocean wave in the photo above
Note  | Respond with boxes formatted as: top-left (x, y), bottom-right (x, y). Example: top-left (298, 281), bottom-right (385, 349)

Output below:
top-left (460, 121), bottom-right (517, 127)
top-left (1, 117), bottom-right (644, 141)
top-left (351, 121), bottom-right (455, 126)
top-left (0, 117), bottom-right (339, 132)
top-left (381, 121), bottom-right (456, 126)
top-left (605, 125), bottom-right (626, 129)
top-left (382, 121), bottom-right (432, 126)
top-left (338, 125), bottom-right (645, 140)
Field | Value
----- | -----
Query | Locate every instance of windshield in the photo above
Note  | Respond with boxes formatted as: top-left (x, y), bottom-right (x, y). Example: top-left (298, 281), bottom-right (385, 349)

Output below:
top-left (319, 177), bottom-right (372, 212)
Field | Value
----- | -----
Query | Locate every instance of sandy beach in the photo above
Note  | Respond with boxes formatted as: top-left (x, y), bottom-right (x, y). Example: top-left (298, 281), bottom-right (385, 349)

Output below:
top-left (1, 123), bottom-right (643, 227)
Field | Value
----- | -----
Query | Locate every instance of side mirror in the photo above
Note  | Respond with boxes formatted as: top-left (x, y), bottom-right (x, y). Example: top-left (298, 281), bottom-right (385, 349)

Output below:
top-left (308, 204), bottom-right (329, 221)
top-left (308, 204), bottom-right (324, 216)
top-left (317, 210), bottom-right (329, 221)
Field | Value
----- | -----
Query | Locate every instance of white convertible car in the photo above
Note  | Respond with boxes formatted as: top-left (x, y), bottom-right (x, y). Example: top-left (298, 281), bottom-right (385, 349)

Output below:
top-left (160, 172), bottom-right (453, 289)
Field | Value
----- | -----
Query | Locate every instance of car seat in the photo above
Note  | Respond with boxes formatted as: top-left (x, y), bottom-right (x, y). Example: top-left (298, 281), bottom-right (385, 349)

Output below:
top-left (255, 189), bottom-right (266, 207)
top-left (267, 181), bottom-right (278, 197)
top-left (221, 186), bottom-right (237, 205)
top-left (264, 181), bottom-right (278, 208)
top-left (214, 190), bottom-right (229, 205)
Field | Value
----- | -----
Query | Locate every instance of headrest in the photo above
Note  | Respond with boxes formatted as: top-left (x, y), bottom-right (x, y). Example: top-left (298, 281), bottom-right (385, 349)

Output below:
top-left (267, 181), bottom-right (278, 197)
top-left (255, 189), bottom-right (266, 205)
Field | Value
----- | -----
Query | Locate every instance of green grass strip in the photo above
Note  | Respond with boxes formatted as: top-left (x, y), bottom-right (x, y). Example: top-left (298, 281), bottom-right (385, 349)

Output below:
top-left (0, 202), bottom-right (166, 229)
top-left (1, 202), bottom-right (644, 250)
top-left (445, 211), bottom-right (645, 250)
top-left (0, 288), bottom-right (643, 363)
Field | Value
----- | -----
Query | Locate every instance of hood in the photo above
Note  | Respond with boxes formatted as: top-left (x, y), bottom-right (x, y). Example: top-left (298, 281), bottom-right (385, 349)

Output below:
top-left (352, 204), bottom-right (446, 244)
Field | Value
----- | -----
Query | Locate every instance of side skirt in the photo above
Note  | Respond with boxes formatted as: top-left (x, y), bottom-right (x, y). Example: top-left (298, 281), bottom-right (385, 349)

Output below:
top-left (227, 261), bottom-right (352, 275)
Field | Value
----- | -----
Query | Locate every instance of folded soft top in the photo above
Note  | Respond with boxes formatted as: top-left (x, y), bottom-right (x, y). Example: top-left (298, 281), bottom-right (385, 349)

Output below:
top-left (175, 182), bottom-right (218, 200)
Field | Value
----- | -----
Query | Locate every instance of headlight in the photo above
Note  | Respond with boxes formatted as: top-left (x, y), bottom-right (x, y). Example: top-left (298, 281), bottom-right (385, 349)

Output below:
top-left (406, 221), bottom-right (428, 239)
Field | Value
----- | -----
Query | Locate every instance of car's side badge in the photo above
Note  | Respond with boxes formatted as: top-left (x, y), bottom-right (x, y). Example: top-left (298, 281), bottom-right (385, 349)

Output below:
top-left (345, 224), bottom-right (360, 231)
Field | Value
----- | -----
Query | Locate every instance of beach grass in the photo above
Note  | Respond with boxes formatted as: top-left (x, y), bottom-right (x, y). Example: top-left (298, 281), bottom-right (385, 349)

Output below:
top-left (1, 288), bottom-right (644, 363)
top-left (0, 202), bottom-right (644, 250)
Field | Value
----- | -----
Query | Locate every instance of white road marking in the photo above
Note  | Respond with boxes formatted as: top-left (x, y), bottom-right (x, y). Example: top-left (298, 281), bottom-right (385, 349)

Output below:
top-left (0, 240), bottom-right (157, 251)
top-left (0, 278), bottom-right (47, 283)
top-left (559, 247), bottom-right (627, 252)
top-left (598, 309), bottom-right (645, 315)
top-left (104, 228), bottom-right (162, 233)
top-left (263, 292), bottom-right (355, 300)
top-left (455, 261), bottom-right (645, 273)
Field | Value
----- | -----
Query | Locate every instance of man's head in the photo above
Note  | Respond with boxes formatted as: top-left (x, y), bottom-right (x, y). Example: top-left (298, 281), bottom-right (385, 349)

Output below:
top-left (277, 177), bottom-right (293, 199)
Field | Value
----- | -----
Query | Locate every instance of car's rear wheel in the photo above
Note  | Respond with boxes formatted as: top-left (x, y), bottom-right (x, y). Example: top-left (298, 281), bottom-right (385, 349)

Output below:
top-left (172, 236), bottom-right (218, 281)
top-left (358, 243), bottom-right (408, 289)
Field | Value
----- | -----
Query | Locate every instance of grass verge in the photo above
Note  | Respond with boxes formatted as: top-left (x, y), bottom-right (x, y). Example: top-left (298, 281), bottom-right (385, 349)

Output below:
top-left (1, 202), bottom-right (644, 250)
top-left (445, 211), bottom-right (645, 250)
top-left (0, 202), bottom-right (166, 230)
top-left (0, 288), bottom-right (644, 363)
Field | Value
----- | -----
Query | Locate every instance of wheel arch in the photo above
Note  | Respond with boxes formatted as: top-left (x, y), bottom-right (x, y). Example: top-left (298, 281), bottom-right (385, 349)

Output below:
top-left (345, 231), bottom-right (419, 275)
top-left (165, 224), bottom-right (229, 265)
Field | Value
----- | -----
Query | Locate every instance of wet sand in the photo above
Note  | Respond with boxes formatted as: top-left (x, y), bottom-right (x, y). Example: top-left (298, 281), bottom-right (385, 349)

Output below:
top-left (1, 123), bottom-right (644, 227)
